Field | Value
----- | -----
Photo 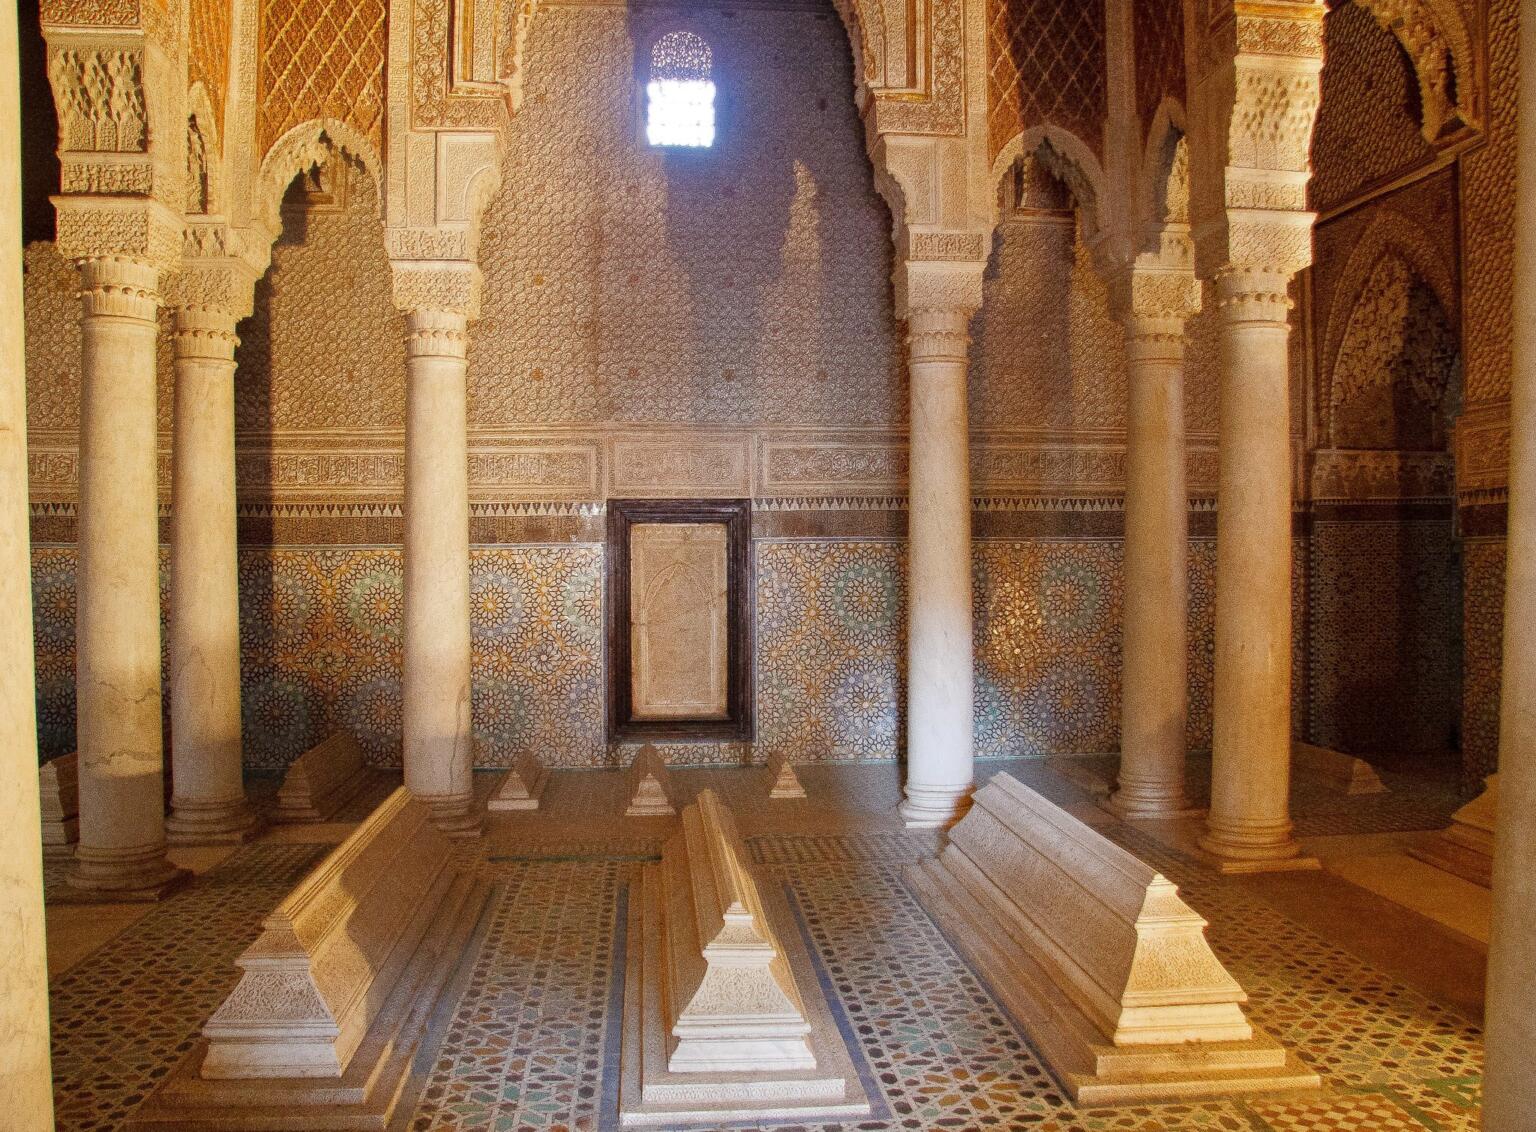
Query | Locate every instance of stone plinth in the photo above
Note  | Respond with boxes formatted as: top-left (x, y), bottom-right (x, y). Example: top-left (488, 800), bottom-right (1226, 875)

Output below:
top-left (1293, 743), bottom-right (1387, 795)
top-left (766, 751), bottom-right (807, 800)
top-left (487, 753), bottom-right (549, 812)
top-left (128, 787), bottom-right (493, 1130)
top-left (907, 773), bottom-right (1319, 1104)
top-left (1411, 775), bottom-right (1497, 888)
top-left (39, 752), bottom-right (79, 855)
top-left (626, 744), bottom-right (676, 817)
top-left (622, 789), bottom-right (868, 1125)
top-left (272, 733), bottom-right (369, 823)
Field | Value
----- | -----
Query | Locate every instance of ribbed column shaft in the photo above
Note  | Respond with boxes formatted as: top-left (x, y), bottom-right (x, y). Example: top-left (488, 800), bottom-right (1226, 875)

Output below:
top-left (1483, 0), bottom-right (1536, 1119)
top-left (1110, 317), bottom-right (1192, 818)
top-left (1200, 268), bottom-right (1302, 866)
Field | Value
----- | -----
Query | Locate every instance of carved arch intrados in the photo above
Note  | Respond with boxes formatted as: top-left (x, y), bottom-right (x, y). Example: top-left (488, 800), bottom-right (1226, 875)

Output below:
top-left (1139, 97), bottom-right (1191, 242)
top-left (186, 81), bottom-right (223, 216)
top-left (1351, 0), bottom-right (1478, 137)
top-left (256, 118), bottom-right (384, 234)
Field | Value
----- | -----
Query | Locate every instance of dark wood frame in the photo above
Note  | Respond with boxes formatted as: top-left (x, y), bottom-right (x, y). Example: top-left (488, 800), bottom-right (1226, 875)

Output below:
top-left (606, 498), bottom-right (754, 742)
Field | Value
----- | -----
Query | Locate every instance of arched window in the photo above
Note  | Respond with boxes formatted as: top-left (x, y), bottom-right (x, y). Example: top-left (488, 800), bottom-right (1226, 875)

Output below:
top-left (647, 31), bottom-right (715, 148)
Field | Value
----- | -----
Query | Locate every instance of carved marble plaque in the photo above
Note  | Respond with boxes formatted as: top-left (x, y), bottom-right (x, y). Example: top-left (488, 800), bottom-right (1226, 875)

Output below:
top-left (629, 523), bottom-right (729, 719)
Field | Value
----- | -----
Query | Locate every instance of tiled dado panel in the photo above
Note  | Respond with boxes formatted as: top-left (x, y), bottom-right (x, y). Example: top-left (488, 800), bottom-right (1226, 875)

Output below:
top-left (34, 538), bottom-right (1237, 769)
top-left (1463, 539), bottom-right (1506, 784)
top-left (1303, 520), bottom-right (1463, 757)
top-left (32, 547), bottom-right (607, 770)
top-left (753, 538), bottom-right (1220, 763)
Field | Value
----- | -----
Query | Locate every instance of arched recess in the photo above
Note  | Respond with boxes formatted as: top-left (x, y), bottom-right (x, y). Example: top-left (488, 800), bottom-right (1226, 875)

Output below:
top-left (186, 80), bottom-right (223, 217)
top-left (1138, 98), bottom-right (1191, 243)
top-left (1353, 0), bottom-right (1479, 140)
top-left (989, 125), bottom-right (1108, 246)
top-left (255, 118), bottom-right (384, 235)
top-left (1320, 208), bottom-right (1459, 445)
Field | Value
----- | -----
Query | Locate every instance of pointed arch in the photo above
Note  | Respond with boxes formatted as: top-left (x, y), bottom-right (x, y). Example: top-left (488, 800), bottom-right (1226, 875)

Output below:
top-left (989, 125), bottom-right (1108, 246)
top-left (255, 118), bottom-right (384, 233)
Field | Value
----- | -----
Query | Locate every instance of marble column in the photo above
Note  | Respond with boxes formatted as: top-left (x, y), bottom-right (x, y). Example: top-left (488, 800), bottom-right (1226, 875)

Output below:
top-left (1483, 0), bottom-right (1536, 1118)
top-left (68, 255), bottom-right (189, 898)
top-left (402, 308), bottom-right (478, 835)
top-left (0, 0), bottom-right (57, 1117)
top-left (165, 305), bottom-right (256, 844)
top-left (1109, 313), bottom-right (1194, 818)
top-left (900, 304), bottom-right (976, 828)
top-left (1199, 269), bottom-right (1308, 869)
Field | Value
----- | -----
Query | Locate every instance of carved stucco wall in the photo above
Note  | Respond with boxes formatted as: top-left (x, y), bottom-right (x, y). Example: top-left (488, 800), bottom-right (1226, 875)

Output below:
top-left (256, 0), bottom-right (387, 157)
top-left (471, 4), bottom-right (902, 429)
top-left (1132, 0), bottom-right (1185, 137)
top-left (236, 165), bottom-right (405, 432)
top-left (189, 0), bottom-right (232, 134)
top-left (1305, 61), bottom-right (1467, 767)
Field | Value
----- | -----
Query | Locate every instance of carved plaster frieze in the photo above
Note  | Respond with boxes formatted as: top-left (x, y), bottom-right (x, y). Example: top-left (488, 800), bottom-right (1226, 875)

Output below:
top-left (1310, 448), bottom-right (1455, 502)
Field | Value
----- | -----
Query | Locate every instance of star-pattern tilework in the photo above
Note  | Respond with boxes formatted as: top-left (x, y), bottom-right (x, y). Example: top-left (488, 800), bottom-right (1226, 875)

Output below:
top-left (48, 844), bottom-right (329, 1132)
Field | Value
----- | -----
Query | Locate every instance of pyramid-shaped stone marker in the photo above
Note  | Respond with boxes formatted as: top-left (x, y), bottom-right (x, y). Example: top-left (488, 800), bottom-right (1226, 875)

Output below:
top-left (765, 750), bottom-right (807, 800)
top-left (625, 743), bottom-right (676, 816)
top-left (1411, 773), bottom-right (1497, 887)
top-left (487, 752), bottom-right (549, 811)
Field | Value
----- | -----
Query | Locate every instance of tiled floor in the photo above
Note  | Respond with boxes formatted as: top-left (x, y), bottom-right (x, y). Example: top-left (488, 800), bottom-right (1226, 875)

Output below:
top-left (45, 758), bottom-right (1486, 1131)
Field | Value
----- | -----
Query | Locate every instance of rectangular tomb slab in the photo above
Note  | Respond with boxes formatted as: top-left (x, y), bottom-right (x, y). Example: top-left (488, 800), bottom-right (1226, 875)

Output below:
top-left (620, 788), bottom-right (870, 1125)
top-left (907, 772), bottom-right (1321, 1105)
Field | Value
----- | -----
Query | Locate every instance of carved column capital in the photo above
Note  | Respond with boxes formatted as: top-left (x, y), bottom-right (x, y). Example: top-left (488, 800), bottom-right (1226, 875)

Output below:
top-left (405, 307), bottom-right (471, 362)
top-left (76, 255), bottom-right (160, 322)
top-left (54, 195), bottom-right (183, 275)
top-left (172, 305), bottom-right (241, 363)
top-left (896, 256), bottom-right (985, 323)
top-left (1213, 265), bottom-right (1294, 327)
top-left (1113, 260), bottom-right (1199, 361)
top-left (906, 306), bottom-right (972, 364)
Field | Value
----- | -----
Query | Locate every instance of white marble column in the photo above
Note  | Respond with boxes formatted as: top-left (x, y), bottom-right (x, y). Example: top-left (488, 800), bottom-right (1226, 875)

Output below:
top-left (402, 307), bottom-right (478, 835)
top-left (165, 305), bottom-right (256, 844)
top-left (0, 0), bottom-right (56, 1117)
top-left (1110, 313), bottom-right (1194, 818)
top-left (900, 304), bottom-right (977, 828)
top-left (1199, 269), bottom-right (1308, 870)
top-left (68, 255), bottom-right (188, 898)
top-left (1483, 0), bottom-right (1536, 1118)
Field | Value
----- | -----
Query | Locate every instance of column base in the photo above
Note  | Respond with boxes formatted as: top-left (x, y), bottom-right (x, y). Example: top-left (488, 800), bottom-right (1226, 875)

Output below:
top-left (63, 844), bottom-right (192, 903)
top-left (1102, 789), bottom-right (1205, 822)
top-left (1198, 822), bottom-right (1320, 875)
top-left (899, 783), bottom-right (973, 829)
top-left (165, 796), bottom-right (262, 846)
top-left (423, 795), bottom-right (483, 840)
